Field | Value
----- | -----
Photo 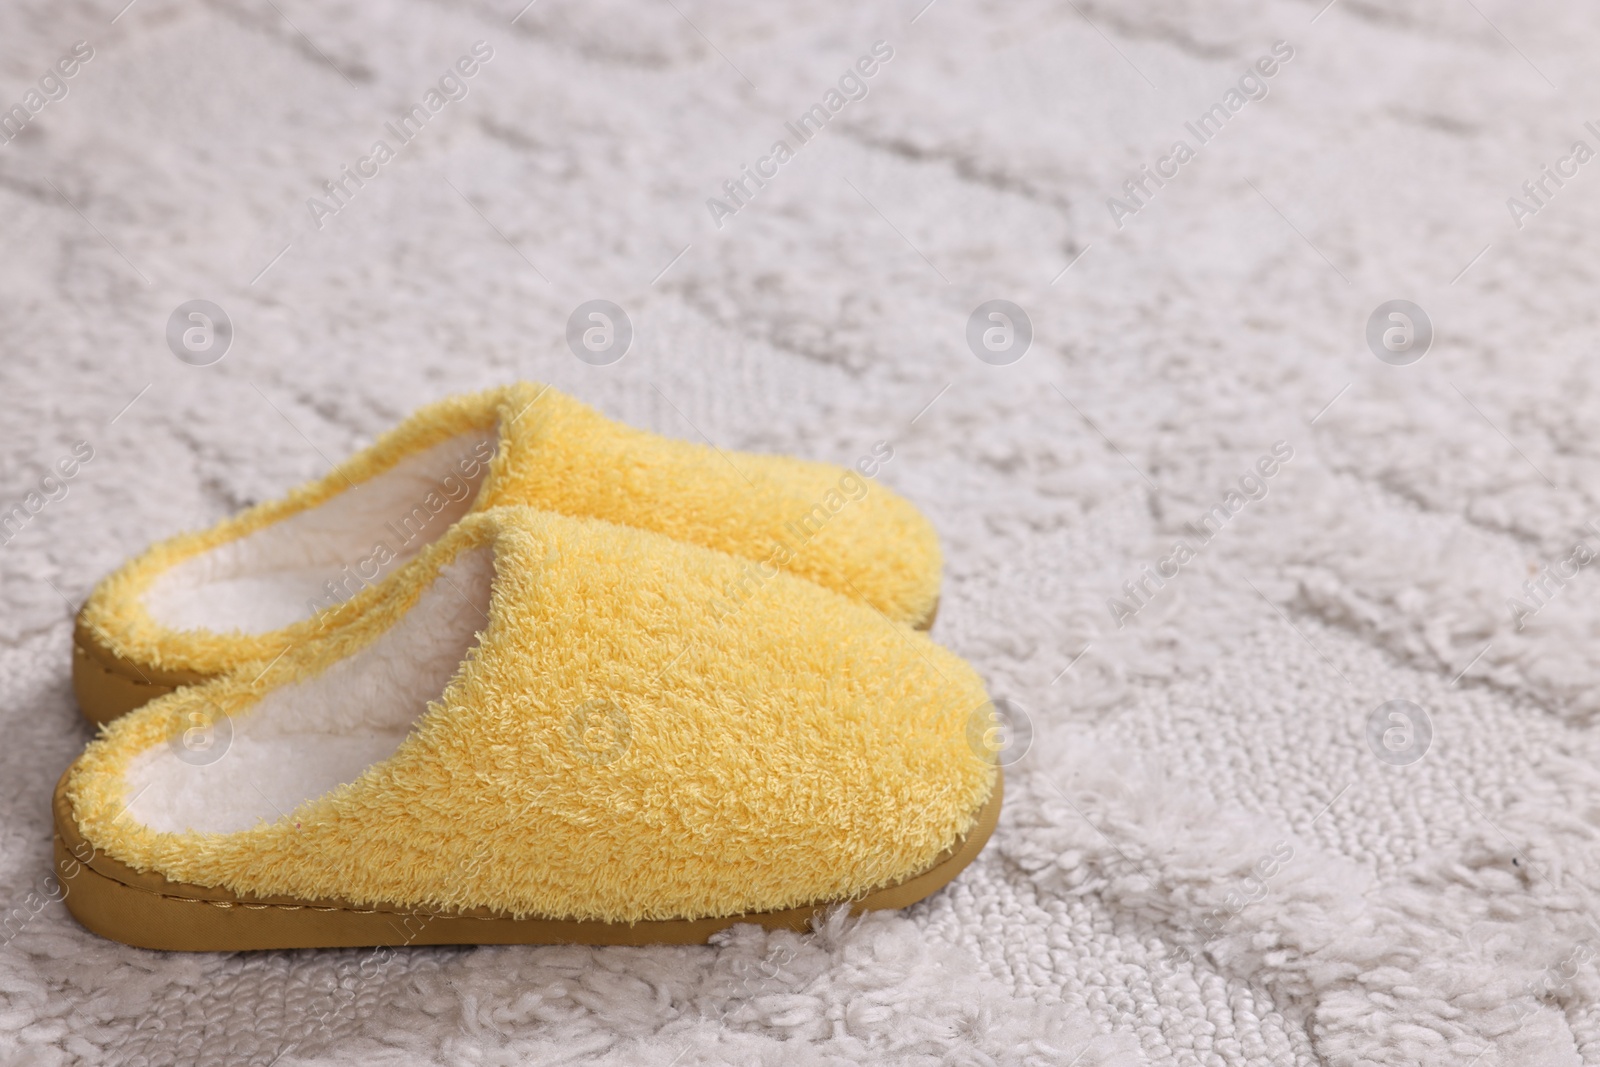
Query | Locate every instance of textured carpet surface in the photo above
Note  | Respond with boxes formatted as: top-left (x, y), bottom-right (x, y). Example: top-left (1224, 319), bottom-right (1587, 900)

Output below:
top-left (4, 0), bottom-right (1600, 1064)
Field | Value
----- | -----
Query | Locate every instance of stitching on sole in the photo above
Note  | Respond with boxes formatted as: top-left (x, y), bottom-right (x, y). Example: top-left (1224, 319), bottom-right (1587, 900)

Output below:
top-left (74, 634), bottom-right (195, 690)
top-left (54, 772), bottom-right (1001, 932)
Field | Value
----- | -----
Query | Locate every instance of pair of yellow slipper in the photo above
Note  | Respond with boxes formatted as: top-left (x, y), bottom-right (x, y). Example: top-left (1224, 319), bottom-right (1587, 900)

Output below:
top-left (57, 384), bottom-right (1002, 951)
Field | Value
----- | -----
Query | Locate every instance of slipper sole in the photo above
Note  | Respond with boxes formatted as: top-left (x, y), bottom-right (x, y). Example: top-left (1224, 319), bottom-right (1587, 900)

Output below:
top-left (71, 615), bottom-right (209, 728)
top-left (52, 762), bottom-right (998, 950)
top-left (70, 597), bottom-right (941, 727)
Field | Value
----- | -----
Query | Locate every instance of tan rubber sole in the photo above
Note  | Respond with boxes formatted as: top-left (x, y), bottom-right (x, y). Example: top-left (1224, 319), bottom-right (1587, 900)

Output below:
top-left (72, 616), bottom-right (209, 728)
top-left (53, 763), bottom-right (998, 950)
top-left (71, 596), bottom-right (940, 727)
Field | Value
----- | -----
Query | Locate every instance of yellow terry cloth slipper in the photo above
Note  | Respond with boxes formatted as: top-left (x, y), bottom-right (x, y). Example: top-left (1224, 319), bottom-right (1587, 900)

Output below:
top-left (57, 507), bottom-right (999, 950)
top-left (74, 384), bottom-right (942, 724)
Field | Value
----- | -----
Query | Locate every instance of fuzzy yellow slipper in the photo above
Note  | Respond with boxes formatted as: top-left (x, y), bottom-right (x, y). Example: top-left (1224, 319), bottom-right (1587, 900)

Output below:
top-left (74, 384), bottom-right (942, 724)
top-left (57, 507), bottom-right (998, 950)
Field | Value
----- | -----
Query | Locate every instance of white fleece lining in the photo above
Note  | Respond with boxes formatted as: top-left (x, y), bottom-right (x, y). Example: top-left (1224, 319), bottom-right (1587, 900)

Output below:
top-left (125, 547), bottom-right (496, 836)
top-left (141, 430), bottom-right (496, 635)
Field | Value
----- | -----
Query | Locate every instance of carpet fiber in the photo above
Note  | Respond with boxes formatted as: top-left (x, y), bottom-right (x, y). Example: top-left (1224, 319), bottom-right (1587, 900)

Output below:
top-left (3, 0), bottom-right (1599, 1064)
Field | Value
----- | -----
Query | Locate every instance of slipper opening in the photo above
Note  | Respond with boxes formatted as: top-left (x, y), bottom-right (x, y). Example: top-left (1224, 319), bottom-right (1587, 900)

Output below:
top-left (140, 429), bottom-right (496, 635)
top-left (124, 543), bottom-right (496, 836)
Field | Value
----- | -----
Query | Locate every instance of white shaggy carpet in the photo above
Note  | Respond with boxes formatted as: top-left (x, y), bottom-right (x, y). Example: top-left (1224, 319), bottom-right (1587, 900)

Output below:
top-left (4, 0), bottom-right (1600, 1063)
